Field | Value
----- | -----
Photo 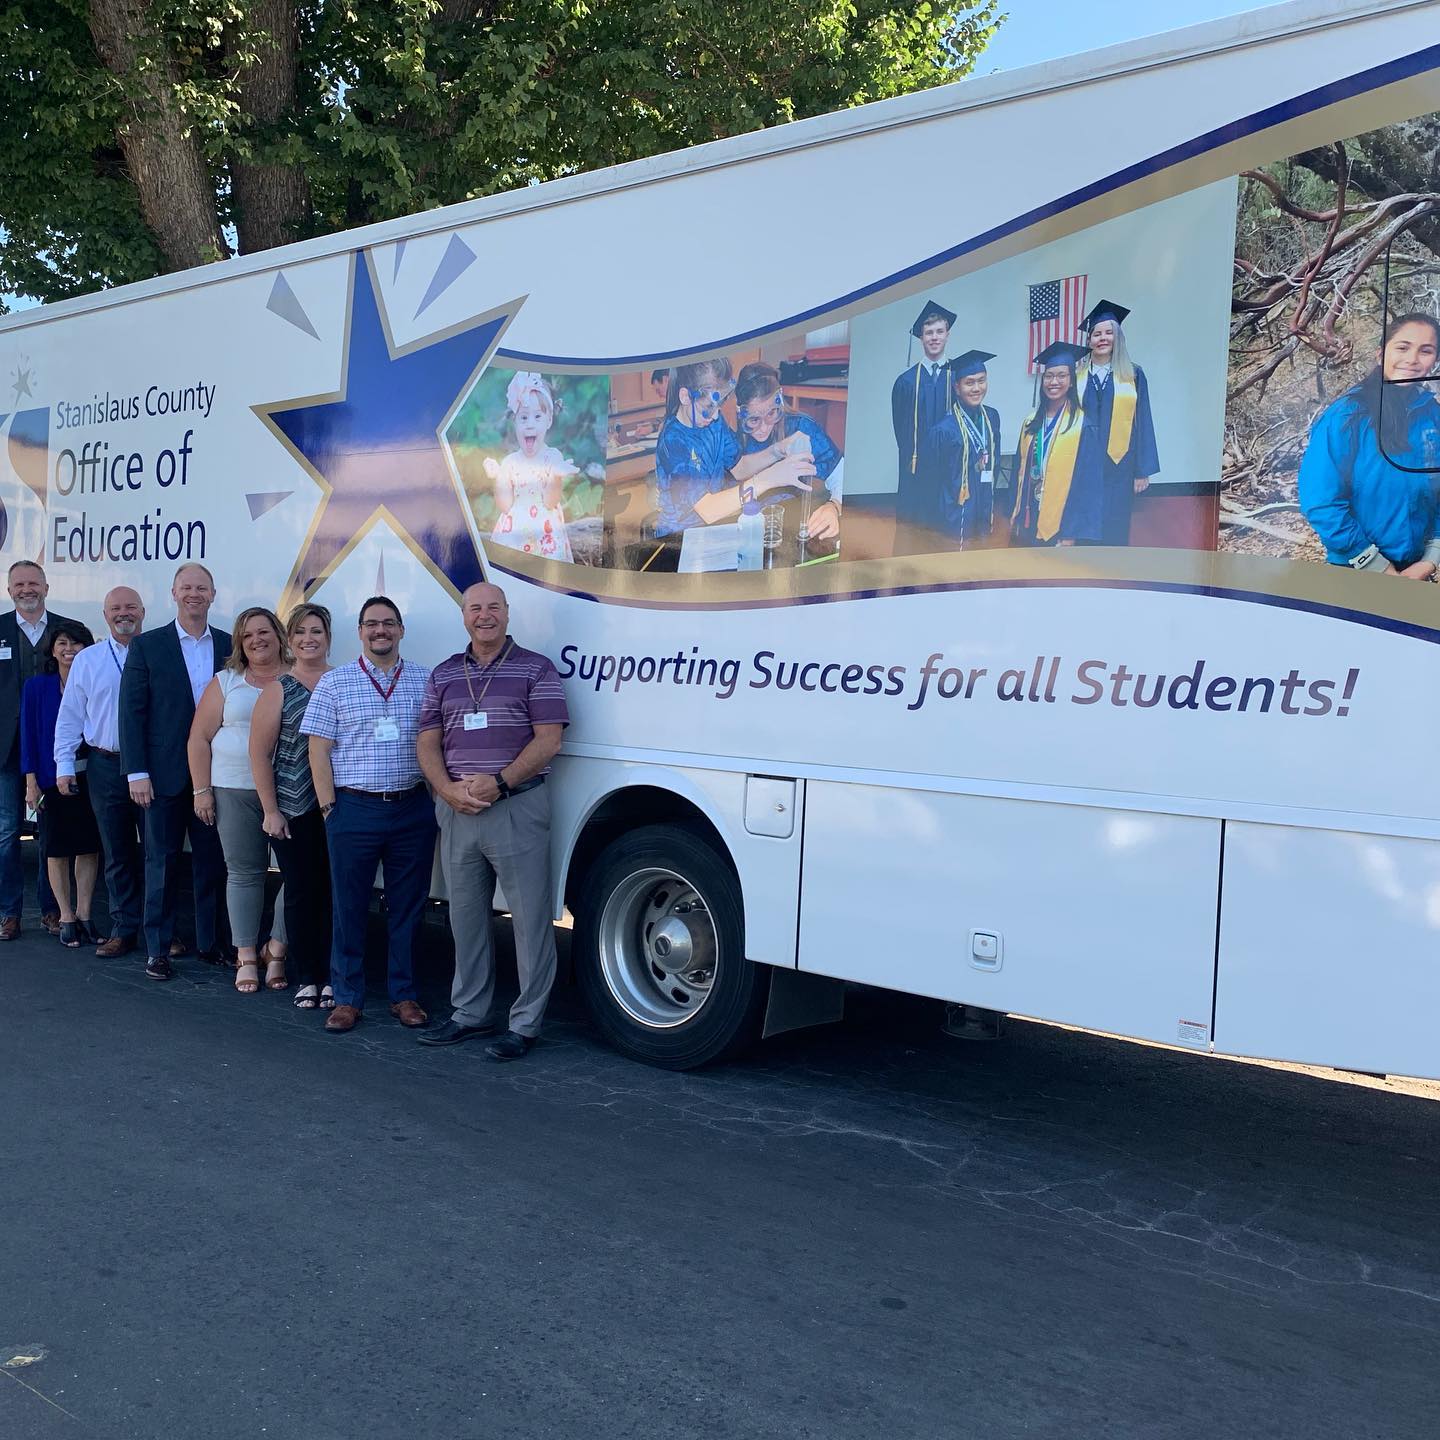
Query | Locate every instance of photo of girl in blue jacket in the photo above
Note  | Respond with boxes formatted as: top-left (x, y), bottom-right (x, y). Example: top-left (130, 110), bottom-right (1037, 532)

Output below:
top-left (1297, 312), bottom-right (1440, 576)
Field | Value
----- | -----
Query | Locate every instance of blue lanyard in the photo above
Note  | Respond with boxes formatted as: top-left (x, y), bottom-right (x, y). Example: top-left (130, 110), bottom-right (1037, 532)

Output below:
top-left (958, 406), bottom-right (989, 454)
top-left (108, 640), bottom-right (125, 675)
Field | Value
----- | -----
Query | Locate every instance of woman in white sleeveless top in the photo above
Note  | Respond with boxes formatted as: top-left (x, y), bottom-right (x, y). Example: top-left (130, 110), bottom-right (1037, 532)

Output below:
top-left (188, 608), bottom-right (289, 994)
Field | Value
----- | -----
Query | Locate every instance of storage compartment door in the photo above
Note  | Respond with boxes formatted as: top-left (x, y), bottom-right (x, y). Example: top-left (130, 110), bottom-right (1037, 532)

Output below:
top-left (798, 782), bottom-right (1221, 1049)
top-left (1215, 822), bottom-right (1440, 1079)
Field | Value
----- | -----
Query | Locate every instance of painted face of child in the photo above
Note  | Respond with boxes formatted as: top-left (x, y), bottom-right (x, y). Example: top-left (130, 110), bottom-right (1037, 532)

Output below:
top-left (956, 371), bottom-right (988, 408)
top-left (514, 397), bottom-right (551, 456)
top-left (1089, 320), bottom-right (1117, 361)
top-left (1041, 365), bottom-right (1072, 402)
top-left (680, 384), bottom-right (732, 428)
top-left (920, 319), bottom-right (950, 362)
top-left (1381, 321), bottom-right (1440, 383)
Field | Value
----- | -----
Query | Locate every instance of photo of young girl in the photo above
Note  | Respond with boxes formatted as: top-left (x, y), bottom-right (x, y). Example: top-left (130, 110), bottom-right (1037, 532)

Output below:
top-left (1010, 341), bottom-right (1101, 546)
top-left (448, 367), bottom-right (608, 565)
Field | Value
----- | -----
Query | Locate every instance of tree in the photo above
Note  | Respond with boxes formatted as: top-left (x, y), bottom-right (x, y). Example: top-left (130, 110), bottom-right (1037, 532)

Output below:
top-left (0, 0), bottom-right (1001, 308)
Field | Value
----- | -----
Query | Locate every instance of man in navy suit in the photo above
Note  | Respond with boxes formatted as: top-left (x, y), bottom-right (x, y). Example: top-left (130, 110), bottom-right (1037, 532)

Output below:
top-left (0, 561), bottom-right (77, 941)
top-left (120, 562), bottom-right (231, 980)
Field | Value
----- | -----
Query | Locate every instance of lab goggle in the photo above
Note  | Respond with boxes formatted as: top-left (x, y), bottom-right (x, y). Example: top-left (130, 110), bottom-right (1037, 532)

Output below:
top-left (737, 390), bottom-right (785, 433)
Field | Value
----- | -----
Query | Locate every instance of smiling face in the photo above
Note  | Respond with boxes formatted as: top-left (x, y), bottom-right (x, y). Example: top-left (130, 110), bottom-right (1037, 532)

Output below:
top-left (1041, 364), bottom-right (1073, 403)
top-left (1381, 320), bottom-right (1440, 383)
top-left (1088, 320), bottom-right (1117, 361)
top-left (103, 587), bottom-right (143, 641)
top-left (514, 396), bottom-right (552, 457)
top-left (240, 614), bottom-right (281, 668)
top-left (7, 563), bottom-right (47, 619)
top-left (172, 565), bottom-right (214, 626)
top-left (52, 633), bottom-right (84, 670)
top-left (359, 602), bottom-right (402, 663)
top-left (287, 614), bottom-right (329, 665)
top-left (739, 391), bottom-right (783, 443)
top-left (462, 583), bottom-right (509, 653)
top-left (956, 371), bottom-right (989, 408)
top-left (920, 318), bottom-right (950, 362)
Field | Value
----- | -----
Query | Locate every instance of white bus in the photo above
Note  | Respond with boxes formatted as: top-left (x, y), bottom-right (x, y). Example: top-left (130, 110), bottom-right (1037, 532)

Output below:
top-left (5, 0), bottom-right (1440, 1071)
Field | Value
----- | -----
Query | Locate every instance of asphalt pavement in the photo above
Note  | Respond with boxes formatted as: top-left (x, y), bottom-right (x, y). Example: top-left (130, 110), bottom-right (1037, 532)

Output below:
top-left (2, 872), bottom-right (1439, 1440)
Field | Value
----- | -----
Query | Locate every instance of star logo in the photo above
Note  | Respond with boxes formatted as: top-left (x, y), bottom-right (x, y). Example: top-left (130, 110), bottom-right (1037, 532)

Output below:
top-left (255, 250), bottom-right (521, 609)
top-left (10, 362), bottom-right (33, 404)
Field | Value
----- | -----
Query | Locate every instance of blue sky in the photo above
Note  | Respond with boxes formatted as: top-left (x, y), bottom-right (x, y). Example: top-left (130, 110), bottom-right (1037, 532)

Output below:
top-left (1, 2), bottom-right (1271, 313)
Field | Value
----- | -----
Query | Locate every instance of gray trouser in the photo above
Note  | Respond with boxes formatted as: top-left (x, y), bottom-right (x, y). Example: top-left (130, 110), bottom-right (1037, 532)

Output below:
top-left (214, 787), bottom-right (286, 949)
top-left (437, 782), bottom-right (556, 1037)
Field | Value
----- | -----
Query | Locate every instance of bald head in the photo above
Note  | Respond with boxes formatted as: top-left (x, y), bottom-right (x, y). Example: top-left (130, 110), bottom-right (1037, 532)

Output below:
top-left (462, 582), bottom-right (509, 659)
top-left (103, 586), bottom-right (145, 643)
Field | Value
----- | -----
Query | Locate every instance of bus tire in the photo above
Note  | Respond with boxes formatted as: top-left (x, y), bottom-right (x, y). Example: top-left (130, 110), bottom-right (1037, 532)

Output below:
top-left (573, 823), bottom-right (764, 1069)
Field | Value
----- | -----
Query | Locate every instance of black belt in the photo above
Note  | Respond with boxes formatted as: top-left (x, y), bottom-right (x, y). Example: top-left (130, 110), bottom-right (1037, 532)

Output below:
top-left (502, 775), bottom-right (545, 799)
top-left (90, 747), bottom-right (121, 759)
top-left (338, 783), bottom-right (426, 803)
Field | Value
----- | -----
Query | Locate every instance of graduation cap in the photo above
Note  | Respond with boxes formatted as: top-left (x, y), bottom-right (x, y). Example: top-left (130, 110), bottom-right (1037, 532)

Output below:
top-left (1081, 299), bottom-right (1130, 331)
top-left (910, 299), bottom-right (957, 338)
top-left (1033, 341), bottom-right (1088, 369)
top-left (949, 349), bottom-right (995, 378)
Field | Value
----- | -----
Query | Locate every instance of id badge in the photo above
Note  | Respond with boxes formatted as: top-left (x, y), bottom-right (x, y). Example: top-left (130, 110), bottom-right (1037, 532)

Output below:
top-left (979, 470), bottom-right (994, 488)
top-left (463, 711), bottom-right (489, 731)
top-left (0, 644), bottom-right (11, 661)
top-left (373, 716), bottom-right (400, 742)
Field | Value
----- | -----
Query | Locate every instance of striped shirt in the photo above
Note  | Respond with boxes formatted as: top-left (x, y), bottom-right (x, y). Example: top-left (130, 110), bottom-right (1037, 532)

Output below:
top-left (418, 641), bottom-right (569, 778)
top-left (273, 673), bottom-right (319, 817)
top-left (300, 655), bottom-right (431, 792)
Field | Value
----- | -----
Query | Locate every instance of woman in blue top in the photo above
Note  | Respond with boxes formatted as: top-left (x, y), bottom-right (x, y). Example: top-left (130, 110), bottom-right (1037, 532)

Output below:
top-left (1298, 312), bottom-right (1440, 576)
top-left (652, 357), bottom-right (816, 536)
top-left (733, 362), bottom-right (843, 542)
top-left (21, 620), bottom-right (101, 948)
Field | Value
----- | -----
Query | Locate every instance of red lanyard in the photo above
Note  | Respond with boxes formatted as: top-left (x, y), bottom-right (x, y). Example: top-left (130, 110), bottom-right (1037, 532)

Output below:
top-left (360, 657), bottom-right (403, 705)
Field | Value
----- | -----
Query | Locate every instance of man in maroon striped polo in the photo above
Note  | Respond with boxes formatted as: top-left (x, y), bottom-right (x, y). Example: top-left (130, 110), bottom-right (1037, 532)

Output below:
top-left (416, 582), bottom-right (569, 1061)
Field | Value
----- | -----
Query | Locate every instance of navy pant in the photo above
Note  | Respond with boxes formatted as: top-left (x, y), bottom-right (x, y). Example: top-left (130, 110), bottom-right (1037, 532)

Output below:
top-left (0, 759), bottom-right (57, 921)
top-left (326, 787), bottom-right (437, 1011)
top-left (87, 751), bottom-right (144, 939)
top-left (142, 791), bottom-right (226, 958)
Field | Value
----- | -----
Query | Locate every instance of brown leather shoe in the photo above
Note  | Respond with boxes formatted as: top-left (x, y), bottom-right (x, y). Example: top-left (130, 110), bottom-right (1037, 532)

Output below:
top-left (41, 911), bottom-right (61, 937)
top-left (390, 1000), bottom-right (428, 1028)
top-left (169, 938), bottom-right (190, 958)
top-left (96, 934), bottom-right (137, 958)
top-left (325, 1004), bottom-right (361, 1033)
top-left (0, 916), bottom-right (18, 942)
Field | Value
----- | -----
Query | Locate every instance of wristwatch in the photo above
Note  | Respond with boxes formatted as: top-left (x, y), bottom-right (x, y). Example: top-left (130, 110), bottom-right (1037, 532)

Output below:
top-left (495, 772), bottom-right (513, 800)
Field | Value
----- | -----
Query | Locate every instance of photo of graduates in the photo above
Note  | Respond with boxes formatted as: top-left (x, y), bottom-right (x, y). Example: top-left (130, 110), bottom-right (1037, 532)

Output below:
top-left (1223, 113), bottom-right (1440, 578)
top-left (447, 367), bottom-right (609, 565)
top-left (844, 181), bottom-right (1236, 560)
top-left (602, 327), bottom-right (849, 573)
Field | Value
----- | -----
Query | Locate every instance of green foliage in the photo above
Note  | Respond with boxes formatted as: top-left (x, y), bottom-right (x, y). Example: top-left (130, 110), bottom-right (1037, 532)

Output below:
top-left (0, 0), bottom-right (1000, 304)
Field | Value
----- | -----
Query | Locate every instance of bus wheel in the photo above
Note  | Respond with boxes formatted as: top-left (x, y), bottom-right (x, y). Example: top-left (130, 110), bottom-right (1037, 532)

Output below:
top-left (574, 823), bottom-right (764, 1069)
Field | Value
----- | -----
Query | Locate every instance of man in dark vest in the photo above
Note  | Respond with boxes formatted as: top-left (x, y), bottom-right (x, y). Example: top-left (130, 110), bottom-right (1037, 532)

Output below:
top-left (0, 560), bottom-right (77, 941)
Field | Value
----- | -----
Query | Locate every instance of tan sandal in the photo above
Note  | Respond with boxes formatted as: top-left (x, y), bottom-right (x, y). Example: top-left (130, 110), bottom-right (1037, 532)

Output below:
top-left (235, 962), bottom-right (261, 995)
top-left (264, 958), bottom-right (288, 991)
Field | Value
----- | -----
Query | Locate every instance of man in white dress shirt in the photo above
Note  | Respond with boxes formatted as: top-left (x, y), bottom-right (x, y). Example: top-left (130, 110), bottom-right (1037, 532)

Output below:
top-left (55, 586), bottom-right (146, 957)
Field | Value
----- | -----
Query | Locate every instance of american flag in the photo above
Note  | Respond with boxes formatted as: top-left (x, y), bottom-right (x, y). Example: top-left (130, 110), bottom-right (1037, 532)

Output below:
top-left (1028, 275), bottom-right (1088, 372)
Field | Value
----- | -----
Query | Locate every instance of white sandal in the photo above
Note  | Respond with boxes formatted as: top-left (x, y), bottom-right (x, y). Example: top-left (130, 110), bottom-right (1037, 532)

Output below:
top-left (293, 984), bottom-right (320, 1009)
top-left (319, 986), bottom-right (336, 1010)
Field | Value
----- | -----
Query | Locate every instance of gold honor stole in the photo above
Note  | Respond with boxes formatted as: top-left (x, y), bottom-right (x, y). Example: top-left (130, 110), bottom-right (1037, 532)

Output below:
top-left (1079, 361), bottom-right (1137, 463)
top-left (1034, 410), bottom-right (1084, 543)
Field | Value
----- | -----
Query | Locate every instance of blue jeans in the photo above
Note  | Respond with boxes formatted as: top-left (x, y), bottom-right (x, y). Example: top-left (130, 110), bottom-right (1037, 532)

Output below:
top-left (326, 787), bottom-right (437, 1010)
top-left (0, 761), bottom-right (57, 921)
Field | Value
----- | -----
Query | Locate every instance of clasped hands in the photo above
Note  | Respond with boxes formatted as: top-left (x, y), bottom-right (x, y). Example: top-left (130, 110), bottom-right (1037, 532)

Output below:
top-left (444, 773), bottom-right (502, 815)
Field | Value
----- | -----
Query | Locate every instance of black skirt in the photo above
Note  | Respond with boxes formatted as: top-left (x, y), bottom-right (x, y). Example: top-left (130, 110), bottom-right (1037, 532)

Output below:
top-left (41, 776), bottom-right (102, 859)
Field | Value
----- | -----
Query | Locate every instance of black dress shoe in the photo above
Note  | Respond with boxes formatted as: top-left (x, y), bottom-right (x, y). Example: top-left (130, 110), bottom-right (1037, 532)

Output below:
top-left (195, 947), bottom-right (229, 967)
top-left (485, 1030), bottom-right (532, 1062)
top-left (145, 955), bottom-right (173, 982)
top-left (417, 1017), bottom-right (500, 1047)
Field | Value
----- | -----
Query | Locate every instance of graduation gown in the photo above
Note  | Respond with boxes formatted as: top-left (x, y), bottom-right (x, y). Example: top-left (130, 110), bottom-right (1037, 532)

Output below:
top-left (1078, 363), bottom-right (1159, 545)
top-left (891, 361), bottom-right (952, 537)
top-left (1010, 404), bottom-right (1103, 546)
top-left (925, 402), bottom-right (1002, 547)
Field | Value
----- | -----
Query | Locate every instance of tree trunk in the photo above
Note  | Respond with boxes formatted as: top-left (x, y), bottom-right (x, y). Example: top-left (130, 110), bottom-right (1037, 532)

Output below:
top-left (86, 0), bottom-right (228, 273)
top-left (229, 0), bottom-right (312, 254)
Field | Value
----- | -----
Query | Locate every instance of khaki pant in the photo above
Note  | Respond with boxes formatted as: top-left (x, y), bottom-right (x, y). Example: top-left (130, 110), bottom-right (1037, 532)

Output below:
top-left (437, 783), bottom-right (556, 1038)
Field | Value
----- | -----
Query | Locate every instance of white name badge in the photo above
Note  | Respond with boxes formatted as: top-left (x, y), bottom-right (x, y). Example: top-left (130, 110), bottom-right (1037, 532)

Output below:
top-left (0, 644), bottom-right (11, 661)
top-left (463, 711), bottom-right (489, 731)
top-left (979, 470), bottom-right (994, 488)
top-left (373, 717), bottom-right (400, 742)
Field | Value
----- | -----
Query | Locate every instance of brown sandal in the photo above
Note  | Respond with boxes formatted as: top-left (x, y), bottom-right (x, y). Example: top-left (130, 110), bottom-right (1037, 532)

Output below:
top-left (264, 958), bottom-right (288, 991)
top-left (235, 962), bottom-right (260, 995)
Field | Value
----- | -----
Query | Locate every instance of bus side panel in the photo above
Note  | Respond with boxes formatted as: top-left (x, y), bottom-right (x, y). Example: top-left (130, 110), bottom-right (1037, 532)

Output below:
top-left (1215, 823), bottom-right (1440, 1080)
top-left (797, 781), bottom-right (1221, 1047)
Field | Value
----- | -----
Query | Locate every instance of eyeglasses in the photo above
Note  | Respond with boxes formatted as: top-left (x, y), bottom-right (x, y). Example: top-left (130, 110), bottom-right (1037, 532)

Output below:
top-left (738, 391), bottom-right (784, 434)
top-left (687, 384), bottom-right (734, 421)
top-left (361, 619), bottom-right (399, 631)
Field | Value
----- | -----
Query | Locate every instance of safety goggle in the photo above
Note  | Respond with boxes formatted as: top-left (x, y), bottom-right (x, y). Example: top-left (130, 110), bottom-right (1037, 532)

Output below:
top-left (686, 384), bottom-right (734, 420)
top-left (738, 390), bottom-right (785, 433)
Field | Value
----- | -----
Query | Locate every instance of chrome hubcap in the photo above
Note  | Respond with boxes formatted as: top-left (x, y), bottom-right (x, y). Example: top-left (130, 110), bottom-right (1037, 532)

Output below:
top-left (598, 867), bottom-right (718, 1028)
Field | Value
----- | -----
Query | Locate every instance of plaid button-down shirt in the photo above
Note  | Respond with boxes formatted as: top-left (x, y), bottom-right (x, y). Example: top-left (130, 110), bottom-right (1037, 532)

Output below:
top-left (300, 655), bottom-right (431, 792)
